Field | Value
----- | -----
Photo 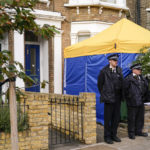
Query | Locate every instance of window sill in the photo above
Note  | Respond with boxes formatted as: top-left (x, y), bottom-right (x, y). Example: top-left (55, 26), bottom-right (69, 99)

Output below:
top-left (146, 8), bottom-right (150, 11)
top-left (39, 0), bottom-right (48, 3)
top-left (64, 1), bottom-right (129, 11)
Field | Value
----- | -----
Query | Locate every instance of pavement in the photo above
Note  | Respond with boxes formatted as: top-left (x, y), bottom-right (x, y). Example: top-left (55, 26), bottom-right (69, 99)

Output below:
top-left (72, 136), bottom-right (150, 150)
top-left (52, 123), bottom-right (150, 150)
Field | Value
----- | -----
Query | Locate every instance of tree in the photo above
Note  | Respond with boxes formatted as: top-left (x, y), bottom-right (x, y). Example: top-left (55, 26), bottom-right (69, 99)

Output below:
top-left (0, 0), bottom-right (58, 149)
top-left (132, 47), bottom-right (150, 88)
top-left (132, 47), bottom-right (150, 77)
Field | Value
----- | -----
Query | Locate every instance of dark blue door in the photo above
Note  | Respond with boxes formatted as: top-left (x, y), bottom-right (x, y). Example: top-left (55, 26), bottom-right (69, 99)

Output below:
top-left (25, 44), bottom-right (40, 92)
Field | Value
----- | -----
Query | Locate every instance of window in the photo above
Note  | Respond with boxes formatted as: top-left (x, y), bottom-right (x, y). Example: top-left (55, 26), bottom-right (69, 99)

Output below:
top-left (100, 0), bottom-right (116, 4)
top-left (147, 11), bottom-right (150, 30)
top-left (39, 0), bottom-right (48, 3)
top-left (30, 48), bottom-right (36, 75)
top-left (67, 0), bottom-right (126, 6)
top-left (25, 31), bottom-right (38, 42)
top-left (78, 32), bottom-right (90, 42)
top-left (69, 0), bottom-right (94, 4)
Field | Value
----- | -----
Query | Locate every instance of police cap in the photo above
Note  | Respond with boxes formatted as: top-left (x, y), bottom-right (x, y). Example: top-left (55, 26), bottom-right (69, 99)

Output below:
top-left (130, 63), bottom-right (142, 70)
top-left (107, 54), bottom-right (119, 61)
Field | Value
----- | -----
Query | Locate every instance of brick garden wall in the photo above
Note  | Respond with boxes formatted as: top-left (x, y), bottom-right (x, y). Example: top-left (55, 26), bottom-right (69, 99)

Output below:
top-left (143, 105), bottom-right (150, 133)
top-left (0, 92), bottom-right (96, 150)
top-left (0, 92), bottom-right (50, 150)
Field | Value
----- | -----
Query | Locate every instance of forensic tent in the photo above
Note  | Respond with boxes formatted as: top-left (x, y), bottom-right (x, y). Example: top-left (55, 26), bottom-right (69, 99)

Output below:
top-left (64, 18), bottom-right (150, 124)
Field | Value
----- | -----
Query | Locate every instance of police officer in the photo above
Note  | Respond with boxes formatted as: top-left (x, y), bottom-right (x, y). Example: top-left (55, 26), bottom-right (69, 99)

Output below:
top-left (97, 54), bottom-right (123, 144)
top-left (124, 63), bottom-right (148, 139)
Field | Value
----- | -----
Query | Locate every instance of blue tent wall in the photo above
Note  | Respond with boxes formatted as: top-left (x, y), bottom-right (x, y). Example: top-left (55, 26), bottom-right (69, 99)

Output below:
top-left (64, 53), bottom-right (139, 125)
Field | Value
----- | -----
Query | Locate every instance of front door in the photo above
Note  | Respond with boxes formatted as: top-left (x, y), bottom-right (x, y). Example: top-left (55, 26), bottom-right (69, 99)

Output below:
top-left (25, 44), bottom-right (40, 92)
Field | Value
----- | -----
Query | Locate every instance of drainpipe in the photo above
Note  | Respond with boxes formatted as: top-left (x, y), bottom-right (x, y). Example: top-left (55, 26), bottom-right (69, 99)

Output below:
top-left (53, 0), bottom-right (55, 11)
top-left (136, 0), bottom-right (141, 25)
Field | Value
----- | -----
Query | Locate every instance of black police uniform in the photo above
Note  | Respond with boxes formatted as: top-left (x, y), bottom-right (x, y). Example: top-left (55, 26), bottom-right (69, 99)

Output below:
top-left (97, 54), bottom-right (123, 143)
top-left (124, 64), bottom-right (149, 139)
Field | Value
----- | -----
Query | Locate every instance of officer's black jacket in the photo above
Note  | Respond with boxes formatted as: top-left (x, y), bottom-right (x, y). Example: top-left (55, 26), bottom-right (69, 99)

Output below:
top-left (123, 73), bottom-right (148, 107)
top-left (97, 65), bottom-right (123, 103)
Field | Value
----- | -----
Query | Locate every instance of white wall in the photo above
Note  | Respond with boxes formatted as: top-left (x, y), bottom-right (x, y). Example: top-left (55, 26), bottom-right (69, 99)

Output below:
top-left (71, 21), bottom-right (113, 44)
top-left (54, 33), bottom-right (62, 94)
top-left (14, 31), bottom-right (25, 89)
top-left (40, 39), bottom-right (49, 93)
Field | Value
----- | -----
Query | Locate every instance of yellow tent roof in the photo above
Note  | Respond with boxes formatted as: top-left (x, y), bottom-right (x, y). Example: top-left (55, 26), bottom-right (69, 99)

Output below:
top-left (64, 18), bottom-right (150, 58)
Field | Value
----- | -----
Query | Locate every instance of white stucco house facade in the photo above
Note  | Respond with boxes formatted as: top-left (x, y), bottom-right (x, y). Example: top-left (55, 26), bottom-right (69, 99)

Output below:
top-left (0, 6), bottom-right (65, 94)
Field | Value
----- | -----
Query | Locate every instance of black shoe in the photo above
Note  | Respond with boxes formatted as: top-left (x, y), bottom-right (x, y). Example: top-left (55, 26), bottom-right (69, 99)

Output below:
top-left (129, 135), bottom-right (135, 139)
top-left (104, 138), bottom-right (114, 144)
top-left (112, 136), bottom-right (121, 142)
top-left (136, 132), bottom-right (148, 137)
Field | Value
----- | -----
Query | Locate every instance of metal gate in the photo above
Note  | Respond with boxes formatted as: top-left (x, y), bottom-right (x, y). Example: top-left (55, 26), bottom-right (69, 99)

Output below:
top-left (49, 96), bottom-right (84, 149)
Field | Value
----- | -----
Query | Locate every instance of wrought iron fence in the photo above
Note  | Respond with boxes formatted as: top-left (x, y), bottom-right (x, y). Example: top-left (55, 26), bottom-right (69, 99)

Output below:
top-left (0, 98), bottom-right (29, 133)
top-left (49, 96), bottom-right (84, 149)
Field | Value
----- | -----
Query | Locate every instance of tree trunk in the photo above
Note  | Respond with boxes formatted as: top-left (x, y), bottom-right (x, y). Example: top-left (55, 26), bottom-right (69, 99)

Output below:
top-left (9, 81), bottom-right (19, 150)
top-left (8, 30), bottom-right (19, 150)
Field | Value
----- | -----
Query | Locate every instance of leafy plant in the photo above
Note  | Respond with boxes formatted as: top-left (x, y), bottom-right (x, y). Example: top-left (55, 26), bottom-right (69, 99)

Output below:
top-left (0, 102), bottom-right (29, 133)
top-left (132, 47), bottom-right (150, 77)
top-left (0, 50), bottom-right (35, 86)
top-left (132, 47), bottom-right (150, 88)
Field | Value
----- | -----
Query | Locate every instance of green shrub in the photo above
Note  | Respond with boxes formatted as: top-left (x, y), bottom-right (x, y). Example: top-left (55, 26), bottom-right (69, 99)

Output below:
top-left (0, 103), bottom-right (29, 133)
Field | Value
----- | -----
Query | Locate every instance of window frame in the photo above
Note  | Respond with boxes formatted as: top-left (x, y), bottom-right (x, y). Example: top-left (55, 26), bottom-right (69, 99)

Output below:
top-left (77, 32), bottom-right (91, 42)
top-left (65, 0), bottom-right (128, 10)
top-left (100, 0), bottom-right (116, 4)
top-left (39, 0), bottom-right (48, 3)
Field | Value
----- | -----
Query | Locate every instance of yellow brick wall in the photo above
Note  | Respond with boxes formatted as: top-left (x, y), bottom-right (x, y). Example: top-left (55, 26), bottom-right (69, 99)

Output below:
top-left (0, 92), bottom-right (96, 149)
top-left (0, 92), bottom-right (49, 150)
top-left (143, 106), bottom-right (150, 133)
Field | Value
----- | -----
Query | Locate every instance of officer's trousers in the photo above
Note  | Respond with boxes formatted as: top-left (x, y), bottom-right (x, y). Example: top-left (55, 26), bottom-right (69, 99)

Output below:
top-left (104, 101), bottom-right (121, 140)
top-left (127, 104), bottom-right (144, 136)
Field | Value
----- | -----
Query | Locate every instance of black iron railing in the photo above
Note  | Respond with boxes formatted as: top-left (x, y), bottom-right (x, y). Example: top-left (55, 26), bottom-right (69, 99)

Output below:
top-left (49, 96), bottom-right (84, 149)
top-left (0, 98), bottom-right (29, 133)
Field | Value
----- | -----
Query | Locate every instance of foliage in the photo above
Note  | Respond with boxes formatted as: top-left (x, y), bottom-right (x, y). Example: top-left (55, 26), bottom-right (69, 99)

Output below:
top-left (0, 50), bottom-right (34, 86)
top-left (132, 47), bottom-right (150, 77)
top-left (0, 101), bottom-right (29, 132)
top-left (0, 0), bottom-right (59, 39)
top-left (132, 47), bottom-right (150, 89)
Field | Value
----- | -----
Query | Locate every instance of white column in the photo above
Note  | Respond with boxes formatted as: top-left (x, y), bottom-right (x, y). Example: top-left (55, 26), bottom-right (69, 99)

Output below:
top-left (40, 39), bottom-right (49, 93)
top-left (14, 31), bottom-right (25, 89)
top-left (54, 33), bottom-right (62, 94)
